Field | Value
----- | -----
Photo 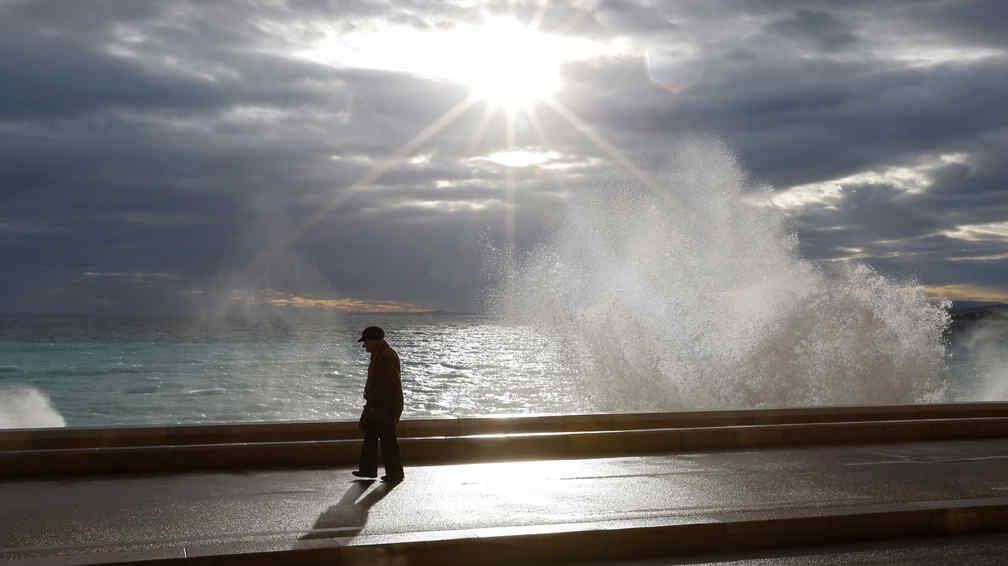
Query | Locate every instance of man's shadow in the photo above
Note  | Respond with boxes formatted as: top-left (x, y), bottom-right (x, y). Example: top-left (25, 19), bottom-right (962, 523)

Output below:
top-left (296, 479), bottom-right (396, 545)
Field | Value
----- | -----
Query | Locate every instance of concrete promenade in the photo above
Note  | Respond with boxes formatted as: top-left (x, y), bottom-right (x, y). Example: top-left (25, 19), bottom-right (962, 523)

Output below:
top-left (5, 404), bottom-right (1008, 564)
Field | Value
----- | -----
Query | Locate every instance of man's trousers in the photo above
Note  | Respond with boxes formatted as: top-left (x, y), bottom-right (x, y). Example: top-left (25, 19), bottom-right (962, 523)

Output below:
top-left (358, 407), bottom-right (403, 480)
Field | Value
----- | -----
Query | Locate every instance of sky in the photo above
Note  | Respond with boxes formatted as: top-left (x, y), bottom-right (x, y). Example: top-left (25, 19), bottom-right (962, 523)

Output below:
top-left (1, 0), bottom-right (1006, 315)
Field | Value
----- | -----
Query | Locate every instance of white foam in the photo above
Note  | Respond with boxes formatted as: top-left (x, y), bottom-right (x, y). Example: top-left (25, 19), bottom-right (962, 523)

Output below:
top-left (487, 140), bottom-right (950, 410)
top-left (0, 385), bottom-right (66, 428)
top-left (952, 314), bottom-right (1008, 401)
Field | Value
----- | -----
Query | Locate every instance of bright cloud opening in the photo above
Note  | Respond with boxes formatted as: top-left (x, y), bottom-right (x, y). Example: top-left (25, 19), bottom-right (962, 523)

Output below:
top-left (769, 152), bottom-right (971, 209)
top-left (944, 221), bottom-right (1008, 242)
top-left (298, 16), bottom-right (620, 110)
top-left (925, 284), bottom-right (1008, 303)
top-left (472, 149), bottom-right (563, 168)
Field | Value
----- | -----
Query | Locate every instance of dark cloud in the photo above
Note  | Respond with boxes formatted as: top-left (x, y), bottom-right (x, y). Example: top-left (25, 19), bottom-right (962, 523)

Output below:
top-left (896, 0), bottom-right (1008, 48)
top-left (786, 135), bottom-right (1008, 290)
top-left (0, 33), bottom-right (217, 118)
top-left (596, 0), bottom-right (676, 34)
top-left (765, 9), bottom-right (858, 51)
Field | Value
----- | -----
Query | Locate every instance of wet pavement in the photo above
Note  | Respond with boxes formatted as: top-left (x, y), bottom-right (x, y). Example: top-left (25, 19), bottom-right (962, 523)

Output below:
top-left (4, 438), bottom-right (1008, 563)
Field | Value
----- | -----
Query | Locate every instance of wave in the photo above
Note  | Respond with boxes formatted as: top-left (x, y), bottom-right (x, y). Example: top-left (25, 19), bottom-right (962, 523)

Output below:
top-left (0, 385), bottom-right (66, 428)
top-left (488, 140), bottom-right (949, 410)
top-left (43, 367), bottom-right (148, 378)
top-left (185, 387), bottom-right (227, 395)
top-left (438, 362), bottom-right (470, 371)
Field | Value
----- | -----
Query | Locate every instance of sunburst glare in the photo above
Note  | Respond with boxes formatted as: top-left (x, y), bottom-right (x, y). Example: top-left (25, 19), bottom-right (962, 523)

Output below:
top-left (277, 13), bottom-right (628, 267)
top-left (299, 15), bottom-right (616, 111)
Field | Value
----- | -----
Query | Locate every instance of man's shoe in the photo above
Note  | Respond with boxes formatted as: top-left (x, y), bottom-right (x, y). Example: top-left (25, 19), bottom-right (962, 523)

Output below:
top-left (352, 470), bottom-right (377, 479)
top-left (381, 475), bottom-right (404, 483)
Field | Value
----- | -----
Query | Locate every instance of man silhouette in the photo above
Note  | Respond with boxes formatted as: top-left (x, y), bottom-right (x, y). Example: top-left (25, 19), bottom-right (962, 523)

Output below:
top-left (352, 326), bottom-right (405, 483)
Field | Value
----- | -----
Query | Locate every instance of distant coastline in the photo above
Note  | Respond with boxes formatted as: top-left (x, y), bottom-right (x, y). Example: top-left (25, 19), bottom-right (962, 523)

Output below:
top-left (946, 301), bottom-right (1007, 334)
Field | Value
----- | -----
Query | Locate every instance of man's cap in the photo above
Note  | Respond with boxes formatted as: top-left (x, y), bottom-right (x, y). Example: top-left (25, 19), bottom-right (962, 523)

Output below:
top-left (357, 326), bottom-right (385, 342)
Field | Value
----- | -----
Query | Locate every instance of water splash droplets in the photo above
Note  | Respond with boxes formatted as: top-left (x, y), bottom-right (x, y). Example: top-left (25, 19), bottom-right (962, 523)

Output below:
top-left (488, 140), bottom-right (949, 410)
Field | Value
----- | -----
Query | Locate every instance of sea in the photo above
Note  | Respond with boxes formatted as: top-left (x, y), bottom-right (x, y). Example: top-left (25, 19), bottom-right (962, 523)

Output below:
top-left (0, 312), bottom-right (589, 428)
top-left (1, 307), bottom-right (1006, 429)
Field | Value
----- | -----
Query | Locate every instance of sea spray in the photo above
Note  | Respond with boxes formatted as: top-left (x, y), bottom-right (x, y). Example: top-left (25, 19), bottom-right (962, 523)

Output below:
top-left (0, 385), bottom-right (66, 428)
top-left (487, 140), bottom-right (950, 410)
top-left (948, 309), bottom-right (1008, 401)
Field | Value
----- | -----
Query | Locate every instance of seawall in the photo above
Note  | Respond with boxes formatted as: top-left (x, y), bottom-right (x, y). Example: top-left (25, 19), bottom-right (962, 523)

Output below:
top-left (5, 402), bottom-right (1008, 478)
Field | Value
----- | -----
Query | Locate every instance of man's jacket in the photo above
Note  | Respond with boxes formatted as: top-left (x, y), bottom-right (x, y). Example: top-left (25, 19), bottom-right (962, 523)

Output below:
top-left (364, 341), bottom-right (403, 420)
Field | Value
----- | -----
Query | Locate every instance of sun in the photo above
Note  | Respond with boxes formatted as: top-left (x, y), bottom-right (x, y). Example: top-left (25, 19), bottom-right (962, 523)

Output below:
top-left (452, 18), bottom-right (563, 109)
top-left (297, 15), bottom-right (618, 110)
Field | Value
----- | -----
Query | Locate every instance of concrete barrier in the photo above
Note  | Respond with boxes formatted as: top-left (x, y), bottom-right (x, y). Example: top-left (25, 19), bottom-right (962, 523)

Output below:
top-left (31, 499), bottom-right (1008, 565)
top-left (332, 502), bottom-right (1008, 566)
top-left (5, 416), bottom-right (1008, 478)
top-left (6, 402), bottom-right (1008, 450)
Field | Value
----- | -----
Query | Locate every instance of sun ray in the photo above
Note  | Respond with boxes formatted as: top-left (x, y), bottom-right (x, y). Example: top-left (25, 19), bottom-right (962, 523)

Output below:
top-left (239, 93), bottom-right (481, 280)
top-left (466, 101), bottom-right (497, 155)
top-left (522, 105), bottom-right (550, 148)
top-left (504, 105), bottom-right (518, 252)
top-left (543, 98), bottom-right (673, 204)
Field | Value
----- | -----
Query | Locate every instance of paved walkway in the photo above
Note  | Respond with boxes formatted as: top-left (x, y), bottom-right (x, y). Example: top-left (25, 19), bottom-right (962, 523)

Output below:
top-left (5, 438), bottom-right (1008, 563)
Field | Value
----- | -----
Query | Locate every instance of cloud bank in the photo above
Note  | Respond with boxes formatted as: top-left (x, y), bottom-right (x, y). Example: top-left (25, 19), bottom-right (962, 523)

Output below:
top-left (1, 0), bottom-right (1005, 314)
